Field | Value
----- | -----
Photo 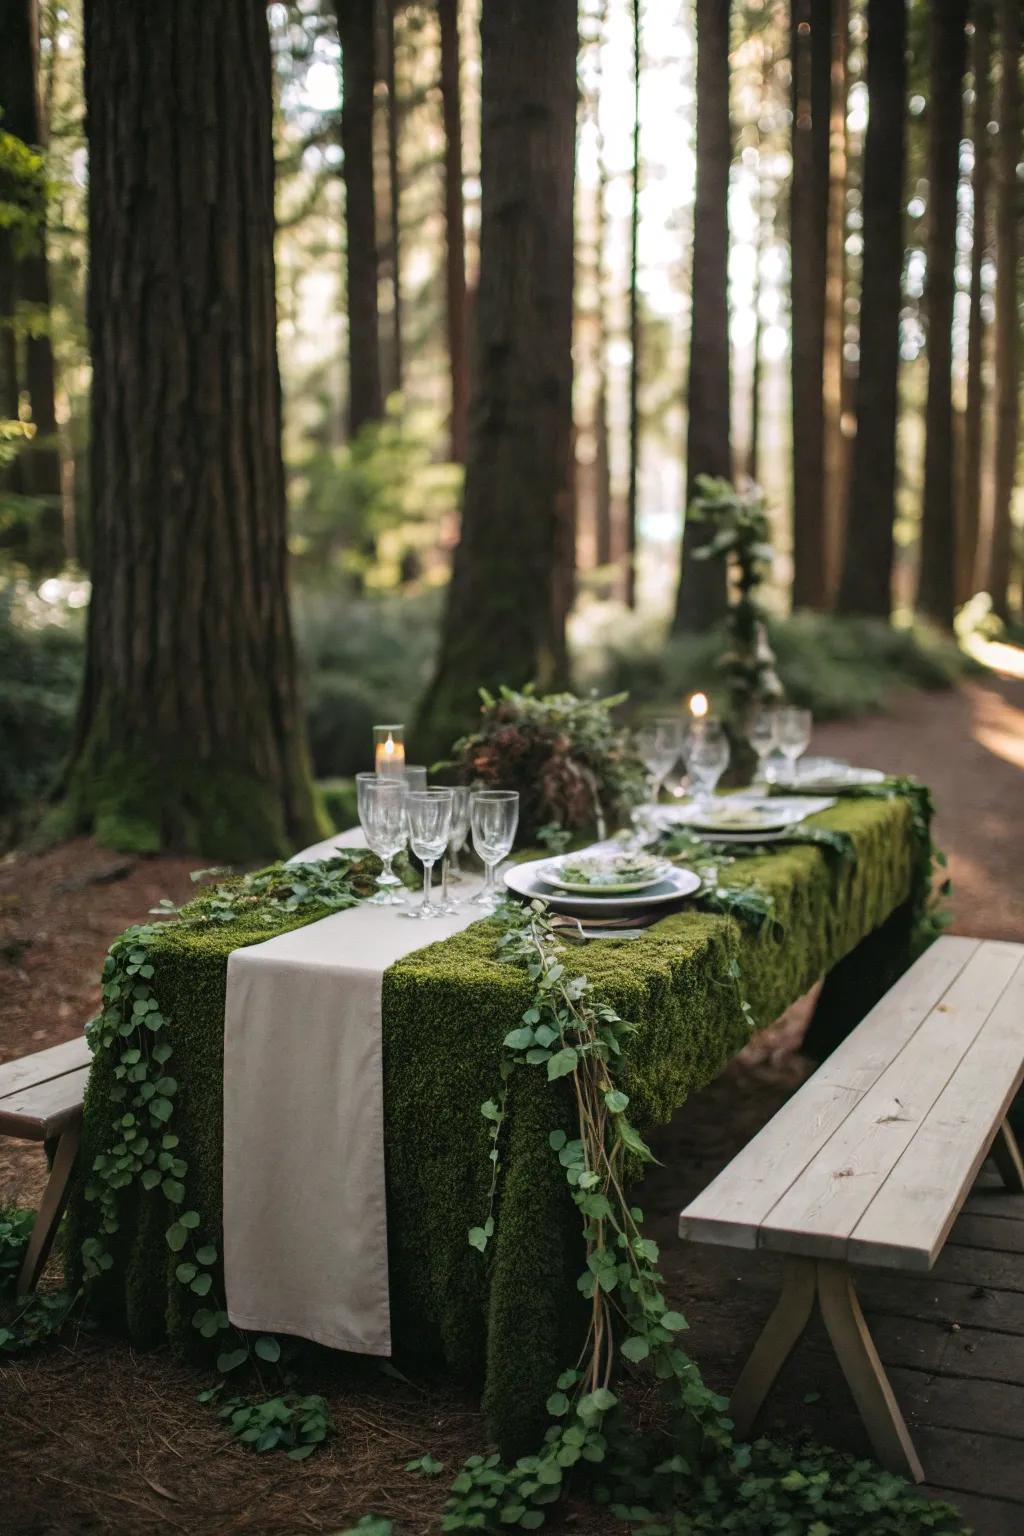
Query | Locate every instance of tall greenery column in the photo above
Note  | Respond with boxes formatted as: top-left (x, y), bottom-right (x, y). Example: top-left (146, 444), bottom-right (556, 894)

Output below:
top-left (417, 0), bottom-right (577, 757)
top-left (61, 0), bottom-right (326, 861)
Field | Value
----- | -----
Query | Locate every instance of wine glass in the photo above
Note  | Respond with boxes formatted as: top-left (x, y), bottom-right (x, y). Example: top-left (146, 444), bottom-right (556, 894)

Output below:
top-left (470, 790), bottom-right (520, 907)
top-left (775, 706), bottom-right (812, 785)
top-left (437, 786), bottom-right (471, 913)
top-left (748, 707), bottom-right (780, 786)
top-left (634, 719), bottom-right (681, 808)
top-left (402, 789), bottom-right (454, 919)
top-left (685, 719), bottom-right (730, 808)
top-left (356, 775), bottom-right (408, 904)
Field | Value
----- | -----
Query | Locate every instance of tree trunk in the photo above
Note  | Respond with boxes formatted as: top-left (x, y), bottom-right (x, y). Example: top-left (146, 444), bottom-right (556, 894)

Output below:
top-left (381, 0), bottom-right (402, 397)
top-left (625, 0), bottom-right (641, 609)
top-left (822, 0), bottom-right (848, 604)
top-left (959, 0), bottom-right (991, 602)
top-left (337, 0), bottom-right (384, 435)
top-left (916, 0), bottom-right (967, 629)
top-left (61, 0), bottom-right (326, 860)
top-left (672, 0), bottom-right (731, 634)
top-left (416, 0), bottom-right (576, 757)
top-left (837, 0), bottom-right (906, 619)
top-left (986, 0), bottom-right (1020, 619)
top-left (439, 0), bottom-right (468, 463)
top-left (0, 0), bottom-right (63, 563)
top-left (790, 0), bottom-right (830, 610)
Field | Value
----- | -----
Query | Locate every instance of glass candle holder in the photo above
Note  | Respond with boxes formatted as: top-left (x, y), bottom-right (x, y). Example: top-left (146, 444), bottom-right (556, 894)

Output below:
top-left (373, 724), bottom-right (406, 778)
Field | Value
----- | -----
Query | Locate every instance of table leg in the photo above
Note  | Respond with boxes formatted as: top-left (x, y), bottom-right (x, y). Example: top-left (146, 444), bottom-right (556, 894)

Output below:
top-left (817, 1259), bottom-right (924, 1483)
top-left (990, 1118), bottom-right (1024, 1194)
top-left (730, 1255), bottom-right (817, 1439)
top-left (17, 1118), bottom-right (82, 1298)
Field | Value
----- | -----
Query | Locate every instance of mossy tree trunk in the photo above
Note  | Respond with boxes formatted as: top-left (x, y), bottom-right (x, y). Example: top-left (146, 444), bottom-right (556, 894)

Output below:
top-left (336, 0), bottom-right (384, 436)
top-left (416, 0), bottom-right (577, 758)
top-left (0, 0), bottom-right (63, 568)
top-left (916, 0), bottom-right (967, 630)
top-left (985, 0), bottom-right (1020, 621)
top-left (836, 0), bottom-right (906, 619)
top-left (61, 0), bottom-right (326, 862)
top-left (672, 0), bottom-right (731, 635)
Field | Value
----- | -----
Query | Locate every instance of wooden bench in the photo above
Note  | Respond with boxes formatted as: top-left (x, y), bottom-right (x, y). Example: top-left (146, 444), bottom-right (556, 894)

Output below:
top-left (678, 935), bottom-right (1024, 1483)
top-left (0, 1035), bottom-right (92, 1297)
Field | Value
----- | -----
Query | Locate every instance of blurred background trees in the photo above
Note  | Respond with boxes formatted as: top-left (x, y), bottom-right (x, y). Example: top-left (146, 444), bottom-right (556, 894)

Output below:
top-left (0, 0), bottom-right (1021, 852)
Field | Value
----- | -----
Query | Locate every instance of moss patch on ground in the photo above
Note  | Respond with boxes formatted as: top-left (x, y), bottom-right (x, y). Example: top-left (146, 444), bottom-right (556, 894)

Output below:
top-left (69, 794), bottom-right (918, 1455)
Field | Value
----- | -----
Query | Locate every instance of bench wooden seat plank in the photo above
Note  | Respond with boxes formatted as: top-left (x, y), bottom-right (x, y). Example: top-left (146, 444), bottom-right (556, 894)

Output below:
top-left (678, 936), bottom-right (981, 1251)
top-left (761, 941), bottom-right (1023, 1263)
top-left (0, 1065), bottom-right (92, 1140)
top-left (0, 1035), bottom-right (92, 1100)
top-left (678, 935), bottom-right (1024, 1485)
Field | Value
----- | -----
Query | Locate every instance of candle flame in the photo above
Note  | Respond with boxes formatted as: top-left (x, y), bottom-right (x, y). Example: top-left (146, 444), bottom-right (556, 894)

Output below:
top-left (383, 733), bottom-right (395, 757)
top-left (689, 692), bottom-right (709, 719)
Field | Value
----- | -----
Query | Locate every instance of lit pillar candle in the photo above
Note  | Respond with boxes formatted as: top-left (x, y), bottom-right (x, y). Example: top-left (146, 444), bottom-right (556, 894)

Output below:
top-left (373, 724), bottom-right (406, 777)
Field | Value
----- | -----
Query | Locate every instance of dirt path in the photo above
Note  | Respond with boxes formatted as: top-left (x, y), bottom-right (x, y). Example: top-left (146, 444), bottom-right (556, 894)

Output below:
top-left (0, 676), bottom-right (1021, 1534)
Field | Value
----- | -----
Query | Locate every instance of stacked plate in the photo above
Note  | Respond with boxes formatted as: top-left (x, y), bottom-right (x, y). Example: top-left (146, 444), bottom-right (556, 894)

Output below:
top-left (504, 848), bottom-right (701, 918)
top-left (787, 757), bottom-right (886, 791)
top-left (658, 794), bottom-right (836, 844)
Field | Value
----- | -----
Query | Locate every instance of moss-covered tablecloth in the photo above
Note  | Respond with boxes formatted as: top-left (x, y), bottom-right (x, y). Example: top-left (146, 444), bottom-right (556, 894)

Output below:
top-left (71, 793), bottom-right (921, 1455)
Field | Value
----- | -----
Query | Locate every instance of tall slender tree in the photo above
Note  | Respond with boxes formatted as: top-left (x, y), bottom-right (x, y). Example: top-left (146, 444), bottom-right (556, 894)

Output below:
top-left (439, 0), bottom-right (468, 463)
top-left (380, 0), bottom-right (402, 396)
top-left (336, 0), bottom-right (384, 434)
top-left (417, 0), bottom-right (577, 754)
top-left (986, 0), bottom-right (1020, 619)
top-left (837, 0), bottom-right (907, 618)
top-left (0, 0), bottom-right (62, 563)
top-left (62, 0), bottom-right (324, 859)
top-left (960, 0), bottom-right (992, 602)
top-left (625, 0), bottom-right (641, 609)
top-left (822, 0), bottom-right (849, 603)
top-left (790, 0), bottom-right (831, 610)
top-left (672, 0), bottom-right (731, 633)
top-left (917, 0), bottom-right (967, 629)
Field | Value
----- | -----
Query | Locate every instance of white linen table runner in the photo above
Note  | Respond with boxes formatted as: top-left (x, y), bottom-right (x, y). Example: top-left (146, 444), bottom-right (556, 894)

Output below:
top-left (223, 830), bottom-right (485, 1354)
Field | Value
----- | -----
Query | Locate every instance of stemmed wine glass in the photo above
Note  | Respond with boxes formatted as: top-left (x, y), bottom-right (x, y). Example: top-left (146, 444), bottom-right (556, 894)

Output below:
top-left (470, 790), bottom-right (520, 907)
top-left (685, 719), bottom-right (730, 808)
top-left (437, 785), bottom-right (471, 914)
top-left (775, 706), bottom-right (812, 785)
top-left (634, 719), bottom-right (682, 808)
top-left (356, 774), bottom-right (408, 904)
top-left (748, 707), bottom-right (780, 786)
top-left (402, 789), bottom-right (454, 919)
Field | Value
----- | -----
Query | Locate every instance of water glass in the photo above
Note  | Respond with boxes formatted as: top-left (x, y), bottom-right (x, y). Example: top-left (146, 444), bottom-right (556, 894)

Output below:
top-left (748, 707), bottom-right (780, 786)
top-left (402, 789), bottom-right (454, 919)
top-left (356, 775), bottom-right (408, 904)
top-left (437, 785), bottom-right (472, 913)
top-left (403, 764), bottom-right (428, 792)
top-left (685, 719), bottom-right (730, 807)
top-left (634, 719), bottom-right (681, 806)
top-left (775, 706), bottom-right (812, 784)
top-left (470, 790), bottom-right (520, 907)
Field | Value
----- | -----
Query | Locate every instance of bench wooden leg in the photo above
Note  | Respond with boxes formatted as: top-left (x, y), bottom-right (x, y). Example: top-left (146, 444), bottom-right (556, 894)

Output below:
top-left (990, 1118), bottom-right (1024, 1194)
top-left (817, 1260), bottom-right (924, 1484)
top-left (16, 1117), bottom-right (82, 1298)
top-left (730, 1256), bottom-right (817, 1440)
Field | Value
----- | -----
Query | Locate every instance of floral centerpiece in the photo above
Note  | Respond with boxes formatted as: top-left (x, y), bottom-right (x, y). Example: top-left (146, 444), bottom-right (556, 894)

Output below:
top-left (445, 686), bottom-right (647, 843)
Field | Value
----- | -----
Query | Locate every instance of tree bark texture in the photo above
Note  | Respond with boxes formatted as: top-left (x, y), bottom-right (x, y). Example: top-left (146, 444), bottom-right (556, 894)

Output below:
top-left (837, 0), bottom-right (906, 618)
top-left (416, 0), bottom-right (577, 757)
top-left (916, 0), bottom-right (967, 629)
top-left (960, 0), bottom-right (992, 602)
top-left (822, 0), bottom-right (848, 603)
top-left (625, 0), bottom-right (641, 609)
top-left (790, 0), bottom-right (830, 610)
top-left (986, 0), bottom-right (1020, 618)
top-left (0, 0), bottom-right (62, 562)
top-left (439, 0), bottom-right (468, 463)
top-left (337, 0), bottom-right (384, 435)
top-left (64, 0), bottom-right (326, 860)
top-left (673, 0), bottom-right (731, 633)
top-left (380, 0), bottom-right (402, 397)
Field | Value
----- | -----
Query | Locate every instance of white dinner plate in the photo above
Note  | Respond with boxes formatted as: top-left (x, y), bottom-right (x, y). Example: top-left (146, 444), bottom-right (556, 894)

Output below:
top-left (789, 759), bottom-right (886, 791)
top-left (505, 857), bottom-right (702, 917)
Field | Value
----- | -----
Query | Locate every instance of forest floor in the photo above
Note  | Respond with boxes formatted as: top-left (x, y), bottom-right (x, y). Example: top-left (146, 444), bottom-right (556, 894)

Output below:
top-left (0, 670), bottom-right (1022, 1536)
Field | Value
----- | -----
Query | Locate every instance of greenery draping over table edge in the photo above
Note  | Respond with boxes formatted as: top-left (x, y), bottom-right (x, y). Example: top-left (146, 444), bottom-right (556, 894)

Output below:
top-left (2, 783), bottom-right (963, 1530)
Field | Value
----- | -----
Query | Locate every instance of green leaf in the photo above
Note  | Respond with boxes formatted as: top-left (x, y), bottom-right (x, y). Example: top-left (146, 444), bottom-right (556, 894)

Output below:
top-left (190, 1273), bottom-right (213, 1296)
top-left (503, 1027), bottom-right (534, 1051)
top-left (217, 1348), bottom-right (249, 1374)
top-left (545, 1391), bottom-right (569, 1416)
top-left (254, 1335), bottom-right (281, 1363)
top-left (175, 1262), bottom-right (198, 1284)
top-left (196, 1244), bottom-right (217, 1266)
top-left (162, 1179), bottom-right (186, 1204)
top-left (620, 1334), bottom-right (650, 1363)
top-left (660, 1311), bottom-right (688, 1332)
top-left (603, 1089), bottom-right (629, 1114)
top-left (546, 1047), bottom-right (578, 1081)
top-left (166, 1223), bottom-right (188, 1253)
top-left (548, 1129), bottom-right (567, 1151)
top-left (468, 1226), bottom-right (489, 1253)
top-left (405, 1453), bottom-right (445, 1477)
top-left (180, 1210), bottom-right (201, 1230)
